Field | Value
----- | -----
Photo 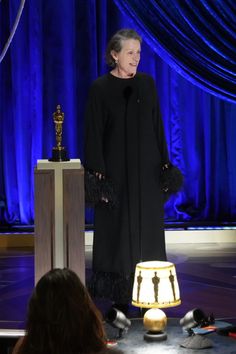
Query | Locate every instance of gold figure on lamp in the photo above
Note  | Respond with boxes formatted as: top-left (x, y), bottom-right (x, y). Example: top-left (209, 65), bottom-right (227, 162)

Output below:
top-left (49, 105), bottom-right (70, 162)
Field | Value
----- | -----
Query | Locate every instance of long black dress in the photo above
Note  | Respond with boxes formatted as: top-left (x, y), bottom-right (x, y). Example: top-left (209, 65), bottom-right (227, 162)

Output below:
top-left (84, 72), bottom-right (169, 303)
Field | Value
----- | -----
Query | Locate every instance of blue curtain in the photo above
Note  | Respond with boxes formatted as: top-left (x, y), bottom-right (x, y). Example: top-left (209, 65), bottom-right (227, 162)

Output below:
top-left (0, 0), bottom-right (236, 225)
top-left (114, 0), bottom-right (236, 103)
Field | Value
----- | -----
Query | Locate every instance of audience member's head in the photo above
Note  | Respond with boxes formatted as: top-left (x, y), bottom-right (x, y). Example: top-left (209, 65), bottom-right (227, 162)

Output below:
top-left (15, 268), bottom-right (106, 354)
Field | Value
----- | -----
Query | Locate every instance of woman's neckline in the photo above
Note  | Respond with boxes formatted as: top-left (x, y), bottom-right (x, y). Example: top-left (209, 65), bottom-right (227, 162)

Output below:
top-left (108, 72), bottom-right (137, 81)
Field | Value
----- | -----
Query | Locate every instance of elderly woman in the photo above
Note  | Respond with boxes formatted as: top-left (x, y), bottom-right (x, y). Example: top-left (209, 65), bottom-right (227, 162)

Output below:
top-left (85, 28), bottom-right (170, 312)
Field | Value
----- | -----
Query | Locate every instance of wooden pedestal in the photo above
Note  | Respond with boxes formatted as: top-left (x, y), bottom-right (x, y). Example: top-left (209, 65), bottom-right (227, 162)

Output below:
top-left (34, 159), bottom-right (85, 284)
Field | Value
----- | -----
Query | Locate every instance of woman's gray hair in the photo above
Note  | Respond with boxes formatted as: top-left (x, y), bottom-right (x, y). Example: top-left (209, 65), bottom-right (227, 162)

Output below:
top-left (106, 29), bottom-right (142, 67)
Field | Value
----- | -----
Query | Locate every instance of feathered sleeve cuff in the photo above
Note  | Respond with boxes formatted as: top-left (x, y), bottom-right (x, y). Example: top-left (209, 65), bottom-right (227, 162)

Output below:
top-left (85, 169), bottom-right (117, 208)
top-left (160, 163), bottom-right (183, 202)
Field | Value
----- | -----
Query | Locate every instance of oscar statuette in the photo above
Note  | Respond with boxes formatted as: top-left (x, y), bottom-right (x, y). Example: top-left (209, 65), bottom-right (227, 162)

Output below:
top-left (49, 104), bottom-right (70, 162)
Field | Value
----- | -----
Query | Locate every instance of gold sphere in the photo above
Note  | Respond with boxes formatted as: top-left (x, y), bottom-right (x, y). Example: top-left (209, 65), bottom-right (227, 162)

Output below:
top-left (143, 308), bottom-right (167, 332)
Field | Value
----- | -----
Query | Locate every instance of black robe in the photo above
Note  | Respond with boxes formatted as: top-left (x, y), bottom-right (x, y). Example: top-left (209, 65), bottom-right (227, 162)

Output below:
top-left (84, 72), bottom-right (169, 302)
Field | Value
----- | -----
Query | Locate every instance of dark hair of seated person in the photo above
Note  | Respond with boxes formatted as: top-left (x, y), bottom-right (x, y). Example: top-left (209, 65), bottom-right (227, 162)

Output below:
top-left (14, 268), bottom-right (107, 354)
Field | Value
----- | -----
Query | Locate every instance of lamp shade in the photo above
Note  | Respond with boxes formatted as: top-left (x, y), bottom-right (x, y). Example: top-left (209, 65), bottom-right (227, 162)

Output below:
top-left (132, 261), bottom-right (181, 308)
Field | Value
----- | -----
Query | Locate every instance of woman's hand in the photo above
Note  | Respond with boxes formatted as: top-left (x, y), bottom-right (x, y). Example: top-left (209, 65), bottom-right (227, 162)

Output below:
top-left (95, 172), bottom-right (104, 180)
top-left (95, 172), bottom-right (109, 203)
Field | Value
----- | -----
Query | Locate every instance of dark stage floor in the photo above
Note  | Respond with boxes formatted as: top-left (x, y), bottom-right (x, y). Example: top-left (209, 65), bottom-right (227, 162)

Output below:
top-left (0, 238), bottom-right (236, 330)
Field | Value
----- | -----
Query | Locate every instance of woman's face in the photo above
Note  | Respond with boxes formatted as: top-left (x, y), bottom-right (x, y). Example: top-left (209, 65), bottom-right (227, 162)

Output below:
top-left (112, 39), bottom-right (141, 77)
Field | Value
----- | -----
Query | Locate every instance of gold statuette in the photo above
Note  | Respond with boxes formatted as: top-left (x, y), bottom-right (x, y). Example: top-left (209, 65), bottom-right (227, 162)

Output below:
top-left (49, 104), bottom-right (70, 161)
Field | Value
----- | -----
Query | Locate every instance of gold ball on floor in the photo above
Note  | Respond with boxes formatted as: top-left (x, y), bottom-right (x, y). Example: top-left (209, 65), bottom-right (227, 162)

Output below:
top-left (143, 308), bottom-right (167, 332)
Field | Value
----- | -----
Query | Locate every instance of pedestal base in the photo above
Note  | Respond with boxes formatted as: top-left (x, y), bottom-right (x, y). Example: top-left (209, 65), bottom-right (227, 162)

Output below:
top-left (49, 147), bottom-right (70, 162)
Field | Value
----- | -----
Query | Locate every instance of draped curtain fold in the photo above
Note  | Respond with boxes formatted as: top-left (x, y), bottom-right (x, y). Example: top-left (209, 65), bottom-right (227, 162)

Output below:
top-left (113, 0), bottom-right (236, 103)
top-left (1, 0), bottom-right (236, 225)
